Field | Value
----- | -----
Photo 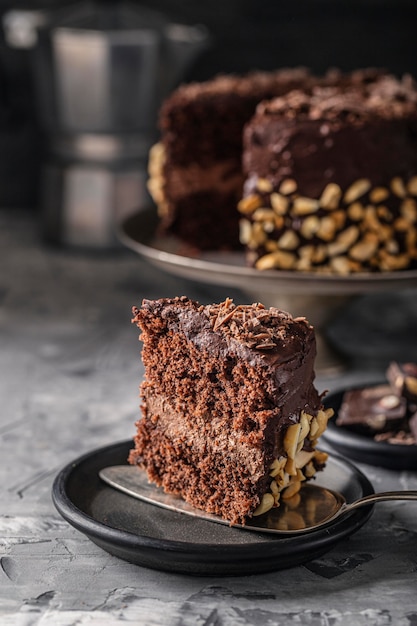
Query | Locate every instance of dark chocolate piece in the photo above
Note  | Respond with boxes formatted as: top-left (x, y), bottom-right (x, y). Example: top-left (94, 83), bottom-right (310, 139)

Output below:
top-left (338, 362), bottom-right (417, 444)
top-left (409, 412), bottom-right (417, 441)
top-left (337, 384), bottom-right (407, 434)
top-left (386, 361), bottom-right (417, 408)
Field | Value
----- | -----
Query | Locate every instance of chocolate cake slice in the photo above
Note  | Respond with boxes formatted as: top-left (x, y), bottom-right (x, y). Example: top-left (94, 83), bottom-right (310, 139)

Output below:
top-left (129, 296), bottom-right (331, 525)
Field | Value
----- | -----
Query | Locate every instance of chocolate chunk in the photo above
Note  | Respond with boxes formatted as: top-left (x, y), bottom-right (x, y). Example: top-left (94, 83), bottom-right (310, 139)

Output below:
top-left (409, 411), bottom-right (417, 441)
top-left (337, 384), bottom-right (407, 434)
top-left (386, 361), bottom-right (417, 407)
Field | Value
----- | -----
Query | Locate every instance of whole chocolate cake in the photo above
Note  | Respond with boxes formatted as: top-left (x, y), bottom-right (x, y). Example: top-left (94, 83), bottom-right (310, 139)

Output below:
top-left (129, 296), bottom-right (331, 525)
top-left (148, 68), bottom-right (417, 273)
top-left (148, 68), bottom-right (316, 250)
top-left (240, 74), bottom-right (417, 273)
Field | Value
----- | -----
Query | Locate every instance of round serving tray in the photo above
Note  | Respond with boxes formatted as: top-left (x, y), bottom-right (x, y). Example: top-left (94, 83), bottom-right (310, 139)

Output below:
top-left (119, 209), bottom-right (417, 295)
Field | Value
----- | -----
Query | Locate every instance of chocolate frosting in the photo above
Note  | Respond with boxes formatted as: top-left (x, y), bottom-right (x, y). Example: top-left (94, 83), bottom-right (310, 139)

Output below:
top-left (138, 296), bottom-right (314, 367)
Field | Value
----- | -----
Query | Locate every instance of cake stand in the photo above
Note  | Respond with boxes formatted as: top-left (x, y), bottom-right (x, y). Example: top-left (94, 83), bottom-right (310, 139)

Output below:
top-left (119, 208), bottom-right (417, 375)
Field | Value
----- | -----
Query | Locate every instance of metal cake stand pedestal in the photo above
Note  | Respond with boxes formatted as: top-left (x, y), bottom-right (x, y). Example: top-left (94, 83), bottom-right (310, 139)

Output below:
top-left (119, 209), bottom-right (417, 375)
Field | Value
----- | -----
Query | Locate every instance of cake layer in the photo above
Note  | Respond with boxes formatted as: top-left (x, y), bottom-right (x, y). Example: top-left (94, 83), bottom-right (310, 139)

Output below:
top-left (240, 75), bottom-right (417, 272)
top-left (129, 297), bottom-right (330, 525)
top-left (148, 142), bottom-right (243, 248)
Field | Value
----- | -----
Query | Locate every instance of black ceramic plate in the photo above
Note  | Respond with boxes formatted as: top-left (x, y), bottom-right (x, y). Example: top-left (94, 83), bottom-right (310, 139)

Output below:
top-left (52, 440), bottom-right (374, 576)
top-left (322, 387), bottom-right (417, 470)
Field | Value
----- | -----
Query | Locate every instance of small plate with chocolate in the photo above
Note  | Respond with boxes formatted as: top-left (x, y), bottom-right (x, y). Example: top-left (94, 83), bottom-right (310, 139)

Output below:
top-left (322, 363), bottom-right (417, 470)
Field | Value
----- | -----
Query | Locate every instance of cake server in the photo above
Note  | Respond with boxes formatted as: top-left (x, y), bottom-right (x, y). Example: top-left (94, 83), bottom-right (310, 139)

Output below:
top-left (99, 465), bottom-right (417, 535)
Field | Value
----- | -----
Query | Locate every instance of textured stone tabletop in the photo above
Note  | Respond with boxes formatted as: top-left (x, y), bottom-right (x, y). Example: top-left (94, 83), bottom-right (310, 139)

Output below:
top-left (1, 209), bottom-right (417, 625)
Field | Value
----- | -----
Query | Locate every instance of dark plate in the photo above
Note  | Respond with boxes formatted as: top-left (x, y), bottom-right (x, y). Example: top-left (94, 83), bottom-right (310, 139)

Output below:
top-left (322, 387), bottom-right (417, 470)
top-left (52, 440), bottom-right (374, 576)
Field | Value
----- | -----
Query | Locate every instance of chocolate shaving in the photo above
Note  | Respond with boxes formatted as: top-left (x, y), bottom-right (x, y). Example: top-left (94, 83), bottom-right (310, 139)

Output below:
top-left (202, 298), bottom-right (310, 352)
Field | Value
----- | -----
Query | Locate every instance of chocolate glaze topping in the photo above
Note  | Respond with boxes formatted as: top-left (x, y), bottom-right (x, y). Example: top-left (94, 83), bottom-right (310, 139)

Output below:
top-left (139, 296), bottom-right (314, 367)
top-left (243, 75), bottom-right (417, 198)
top-left (256, 75), bottom-right (417, 121)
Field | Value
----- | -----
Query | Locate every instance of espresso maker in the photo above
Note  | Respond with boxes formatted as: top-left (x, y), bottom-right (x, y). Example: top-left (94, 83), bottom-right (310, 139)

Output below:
top-left (4, 2), bottom-right (209, 247)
